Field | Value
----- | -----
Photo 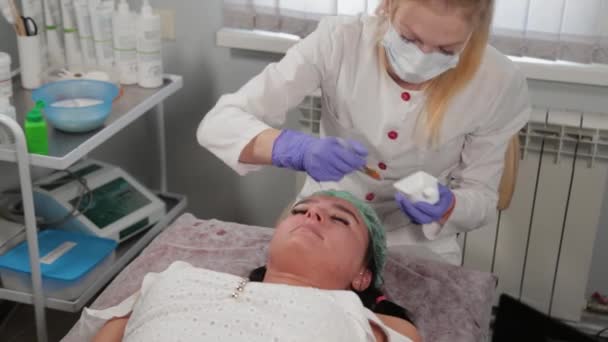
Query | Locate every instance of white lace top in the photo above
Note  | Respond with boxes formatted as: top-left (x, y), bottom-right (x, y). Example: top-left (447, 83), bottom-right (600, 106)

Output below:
top-left (84, 261), bottom-right (411, 342)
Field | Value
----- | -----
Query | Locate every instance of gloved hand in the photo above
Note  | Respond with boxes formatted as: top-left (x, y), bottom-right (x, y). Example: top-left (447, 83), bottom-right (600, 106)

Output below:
top-left (271, 129), bottom-right (368, 182)
top-left (395, 183), bottom-right (455, 225)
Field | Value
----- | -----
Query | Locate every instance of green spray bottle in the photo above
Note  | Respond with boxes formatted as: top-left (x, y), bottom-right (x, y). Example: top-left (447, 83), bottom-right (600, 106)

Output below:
top-left (25, 101), bottom-right (49, 155)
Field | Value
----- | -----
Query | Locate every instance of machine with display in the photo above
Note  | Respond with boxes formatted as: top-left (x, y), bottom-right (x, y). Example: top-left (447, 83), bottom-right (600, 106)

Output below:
top-left (32, 160), bottom-right (166, 243)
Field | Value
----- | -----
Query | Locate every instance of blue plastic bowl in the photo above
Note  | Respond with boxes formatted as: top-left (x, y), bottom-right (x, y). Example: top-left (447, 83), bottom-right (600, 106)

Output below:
top-left (32, 80), bottom-right (119, 133)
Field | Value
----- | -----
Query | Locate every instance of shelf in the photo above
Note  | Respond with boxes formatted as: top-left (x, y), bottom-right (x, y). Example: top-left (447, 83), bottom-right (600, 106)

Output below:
top-left (0, 74), bottom-right (183, 170)
top-left (0, 192), bottom-right (187, 312)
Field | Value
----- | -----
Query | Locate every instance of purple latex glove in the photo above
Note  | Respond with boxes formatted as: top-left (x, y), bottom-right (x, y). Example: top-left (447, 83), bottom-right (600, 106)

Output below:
top-left (272, 129), bottom-right (368, 182)
top-left (395, 183), bottom-right (455, 225)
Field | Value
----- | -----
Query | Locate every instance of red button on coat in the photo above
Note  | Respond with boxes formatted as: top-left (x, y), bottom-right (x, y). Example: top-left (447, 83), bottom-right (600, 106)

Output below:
top-left (388, 131), bottom-right (399, 140)
top-left (365, 193), bottom-right (375, 202)
top-left (378, 162), bottom-right (387, 170)
top-left (401, 92), bottom-right (411, 102)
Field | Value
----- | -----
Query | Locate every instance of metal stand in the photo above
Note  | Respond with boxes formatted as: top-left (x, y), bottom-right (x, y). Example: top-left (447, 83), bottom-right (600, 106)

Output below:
top-left (156, 103), bottom-right (168, 193)
top-left (0, 114), bottom-right (47, 342)
top-left (0, 98), bottom-right (177, 341)
top-left (0, 75), bottom-right (183, 341)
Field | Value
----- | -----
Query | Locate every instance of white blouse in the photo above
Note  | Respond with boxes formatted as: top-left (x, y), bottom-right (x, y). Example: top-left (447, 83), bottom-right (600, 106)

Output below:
top-left (80, 261), bottom-right (411, 342)
top-left (197, 15), bottom-right (531, 262)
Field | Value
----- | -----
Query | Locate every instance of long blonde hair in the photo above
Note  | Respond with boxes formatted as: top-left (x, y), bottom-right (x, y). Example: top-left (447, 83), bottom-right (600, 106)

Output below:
top-left (377, 0), bottom-right (494, 144)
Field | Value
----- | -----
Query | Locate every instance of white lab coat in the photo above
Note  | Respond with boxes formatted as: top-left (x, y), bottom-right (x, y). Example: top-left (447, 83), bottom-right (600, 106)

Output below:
top-left (198, 15), bottom-right (531, 264)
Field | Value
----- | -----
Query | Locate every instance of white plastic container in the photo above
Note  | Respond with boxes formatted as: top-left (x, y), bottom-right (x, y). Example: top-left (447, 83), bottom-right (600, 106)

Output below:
top-left (21, 0), bottom-right (49, 69)
top-left (136, 0), bottom-right (163, 88)
top-left (89, 0), bottom-right (115, 67)
top-left (0, 52), bottom-right (12, 98)
top-left (17, 35), bottom-right (43, 89)
top-left (0, 230), bottom-right (117, 300)
top-left (393, 171), bottom-right (440, 205)
top-left (113, 0), bottom-right (137, 85)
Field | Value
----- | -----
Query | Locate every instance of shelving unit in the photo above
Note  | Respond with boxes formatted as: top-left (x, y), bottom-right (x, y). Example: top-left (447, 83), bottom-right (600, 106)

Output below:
top-left (0, 75), bottom-right (185, 342)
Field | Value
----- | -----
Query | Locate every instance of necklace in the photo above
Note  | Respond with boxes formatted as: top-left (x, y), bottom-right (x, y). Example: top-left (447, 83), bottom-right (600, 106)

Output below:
top-left (231, 278), bottom-right (249, 299)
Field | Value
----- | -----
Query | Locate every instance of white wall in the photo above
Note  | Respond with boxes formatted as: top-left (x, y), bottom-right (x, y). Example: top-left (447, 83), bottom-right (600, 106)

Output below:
top-left (146, 0), bottom-right (300, 225)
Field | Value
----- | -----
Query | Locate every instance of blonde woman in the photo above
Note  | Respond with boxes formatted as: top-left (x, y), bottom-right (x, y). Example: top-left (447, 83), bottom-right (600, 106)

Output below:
top-left (198, 0), bottom-right (531, 264)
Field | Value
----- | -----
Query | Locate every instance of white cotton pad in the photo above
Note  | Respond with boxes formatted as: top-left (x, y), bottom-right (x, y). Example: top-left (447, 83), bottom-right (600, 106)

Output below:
top-left (393, 171), bottom-right (440, 205)
top-left (51, 98), bottom-right (104, 108)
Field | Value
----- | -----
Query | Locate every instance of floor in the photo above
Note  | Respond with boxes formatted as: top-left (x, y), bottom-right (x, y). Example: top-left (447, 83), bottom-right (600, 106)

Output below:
top-left (0, 304), bottom-right (80, 342)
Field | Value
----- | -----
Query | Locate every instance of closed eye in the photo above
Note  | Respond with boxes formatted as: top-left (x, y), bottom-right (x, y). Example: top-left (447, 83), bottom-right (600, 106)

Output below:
top-left (291, 208), bottom-right (307, 215)
top-left (331, 216), bottom-right (349, 226)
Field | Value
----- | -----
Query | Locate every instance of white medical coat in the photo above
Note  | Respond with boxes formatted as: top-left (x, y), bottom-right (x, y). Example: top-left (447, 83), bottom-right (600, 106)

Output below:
top-left (197, 15), bottom-right (532, 263)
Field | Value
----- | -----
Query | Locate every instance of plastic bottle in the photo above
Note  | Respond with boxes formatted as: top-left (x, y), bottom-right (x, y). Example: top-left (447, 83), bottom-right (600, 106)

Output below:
top-left (136, 0), bottom-right (162, 88)
top-left (89, 0), bottom-right (115, 66)
top-left (61, 0), bottom-right (84, 67)
top-left (113, 0), bottom-right (137, 85)
top-left (42, 0), bottom-right (66, 67)
top-left (24, 101), bottom-right (49, 155)
top-left (0, 52), bottom-right (12, 98)
top-left (74, 0), bottom-right (97, 65)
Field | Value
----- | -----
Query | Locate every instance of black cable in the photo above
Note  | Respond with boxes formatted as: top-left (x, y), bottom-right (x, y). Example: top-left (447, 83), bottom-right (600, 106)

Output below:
top-left (597, 327), bottom-right (608, 340)
top-left (7, 170), bottom-right (86, 226)
top-left (0, 169), bottom-right (93, 227)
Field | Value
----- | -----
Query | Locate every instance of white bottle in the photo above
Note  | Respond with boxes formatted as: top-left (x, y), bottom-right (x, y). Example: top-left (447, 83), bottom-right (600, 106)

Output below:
top-left (60, 0), bottom-right (84, 67)
top-left (42, 0), bottom-right (66, 67)
top-left (74, 0), bottom-right (97, 65)
top-left (89, 0), bottom-right (115, 67)
top-left (113, 0), bottom-right (137, 84)
top-left (136, 0), bottom-right (162, 88)
top-left (0, 52), bottom-right (12, 99)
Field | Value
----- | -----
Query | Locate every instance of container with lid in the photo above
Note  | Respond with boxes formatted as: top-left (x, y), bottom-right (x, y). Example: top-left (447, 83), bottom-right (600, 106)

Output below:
top-left (0, 230), bottom-right (117, 300)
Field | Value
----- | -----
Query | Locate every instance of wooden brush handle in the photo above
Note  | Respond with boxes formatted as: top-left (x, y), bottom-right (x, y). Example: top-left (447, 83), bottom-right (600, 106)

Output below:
top-left (497, 135), bottom-right (520, 211)
top-left (7, 0), bottom-right (26, 36)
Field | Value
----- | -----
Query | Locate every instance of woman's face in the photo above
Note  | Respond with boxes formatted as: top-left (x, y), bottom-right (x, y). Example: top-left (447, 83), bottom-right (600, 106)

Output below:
top-left (392, 1), bottom-right (473, 55)
top-left (267, 195), bottom-right (371, 290)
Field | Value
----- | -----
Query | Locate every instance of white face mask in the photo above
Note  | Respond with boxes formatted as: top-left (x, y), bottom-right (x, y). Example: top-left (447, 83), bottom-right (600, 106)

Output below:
top-left (382, 24), bottom-right (461, 84)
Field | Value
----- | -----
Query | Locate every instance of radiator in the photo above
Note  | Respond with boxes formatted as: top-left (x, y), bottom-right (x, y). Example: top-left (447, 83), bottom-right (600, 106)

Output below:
top-left (462, 108), bottom-right (608, 322)
top-left (297, 97), bottom-right (608, 322)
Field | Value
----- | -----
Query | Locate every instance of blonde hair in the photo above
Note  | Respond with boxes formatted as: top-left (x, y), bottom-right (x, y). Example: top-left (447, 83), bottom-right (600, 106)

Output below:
top-left (376, 0), bottom-right (494, 144)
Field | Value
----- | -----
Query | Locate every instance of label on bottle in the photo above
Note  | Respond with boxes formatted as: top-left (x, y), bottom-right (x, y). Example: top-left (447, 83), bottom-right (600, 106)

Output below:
top-left (137, 28), bottom-right (161, 53)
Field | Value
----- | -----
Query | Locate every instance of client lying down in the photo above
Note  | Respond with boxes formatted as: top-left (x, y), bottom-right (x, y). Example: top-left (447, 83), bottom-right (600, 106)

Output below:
top-left (89, 190), bottom-right (421, 342)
